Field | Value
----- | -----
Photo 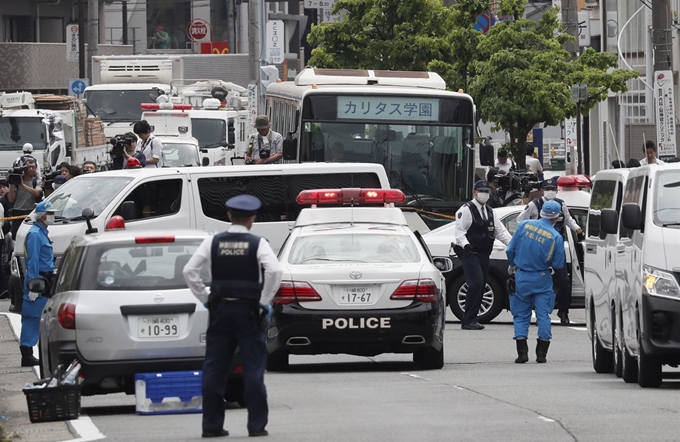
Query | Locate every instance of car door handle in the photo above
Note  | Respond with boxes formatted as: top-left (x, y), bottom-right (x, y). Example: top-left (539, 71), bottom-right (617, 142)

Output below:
top-left (585, 245), bottom-right (596, 254)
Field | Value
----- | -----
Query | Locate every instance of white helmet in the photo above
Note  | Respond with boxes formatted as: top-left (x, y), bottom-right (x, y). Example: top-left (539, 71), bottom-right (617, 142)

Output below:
top-left (22, 143), bottom-right (33, 153)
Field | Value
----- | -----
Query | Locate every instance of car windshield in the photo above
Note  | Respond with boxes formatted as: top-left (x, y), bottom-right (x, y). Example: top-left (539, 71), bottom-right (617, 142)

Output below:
top-left (46, 176), bottom-right (133, 219)
top-left (288, 233), bottom-right (420, 264)
top-left (80, 240), bottom-right (209, 290)
top-left (192, 118), bottom-right (226, 148)
top-left (0, 117), bottom-right (48, 150)
top-left (163, 143), bottom-right (200, 167)
top-left (654, 171), bottom-right (680, 226)
top-left (84, 89), bottom-right (162, 122)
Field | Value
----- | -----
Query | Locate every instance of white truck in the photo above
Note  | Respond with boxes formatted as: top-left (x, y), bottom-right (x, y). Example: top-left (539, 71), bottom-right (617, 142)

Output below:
top-left (0, 92), bottom-right (110, 172)
top-left (84, 54), bottom-right (250, 139)
top-left (141, 80), bottom-right (250, 166)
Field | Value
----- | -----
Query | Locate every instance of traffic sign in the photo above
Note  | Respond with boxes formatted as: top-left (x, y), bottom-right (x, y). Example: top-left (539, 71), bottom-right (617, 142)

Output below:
top-left (66, 24), bottom-right (79, 63)
top-left (187, 19), bottom-right (211, 42)
top-left (265, 20), bottom-right (284, 64)
top-left (68, 79), bottom-right (89, 98)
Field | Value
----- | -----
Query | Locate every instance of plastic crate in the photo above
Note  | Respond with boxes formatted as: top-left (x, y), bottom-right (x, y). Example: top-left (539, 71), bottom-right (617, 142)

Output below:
top-left (23, 384), bottom-right (81, 423)
top-left (134, 371), bottom-right (203, 415)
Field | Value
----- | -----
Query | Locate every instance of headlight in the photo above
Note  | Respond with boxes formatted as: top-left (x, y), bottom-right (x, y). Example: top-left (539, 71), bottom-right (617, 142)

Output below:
top-left (10, 256), bottom-right (19, 277)
top-left (643, 266), bottom-right (680, 299)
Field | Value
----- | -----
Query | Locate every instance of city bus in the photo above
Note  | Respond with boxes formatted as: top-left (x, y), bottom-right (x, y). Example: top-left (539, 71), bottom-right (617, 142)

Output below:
top-left (265, 68), bottom-right (476, 230)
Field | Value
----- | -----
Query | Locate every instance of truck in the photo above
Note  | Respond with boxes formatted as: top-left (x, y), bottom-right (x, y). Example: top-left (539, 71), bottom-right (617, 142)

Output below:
top-left (141, 80), bottom-right (250, 166)
top-left (84, 54), bottom-right (251, 139)
top-left (0, 92), bottom-right (110, 172)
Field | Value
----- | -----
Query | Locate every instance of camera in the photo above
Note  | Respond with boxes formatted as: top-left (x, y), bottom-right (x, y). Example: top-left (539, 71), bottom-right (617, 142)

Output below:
top-left (8, 166), bottom-right (28, 186)
top-left (109, 134), bottom-right (136, 158)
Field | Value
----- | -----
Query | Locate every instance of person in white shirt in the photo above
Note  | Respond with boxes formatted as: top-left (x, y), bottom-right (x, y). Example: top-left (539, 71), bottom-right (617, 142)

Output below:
top-left (133, 120), bottom-right (164, 168)
top-left (639, 140), bottom-right (665, 165)
top-left (13, 143), bottom-right (42, 180)
top-left (495, 150), bottom-right (515, 174)
top-left (453, 180), bottom-right (513, 330)
top-left (524, 144), bottom-right (544, 178)
top-left (245, 115), bottom-right (283, 165)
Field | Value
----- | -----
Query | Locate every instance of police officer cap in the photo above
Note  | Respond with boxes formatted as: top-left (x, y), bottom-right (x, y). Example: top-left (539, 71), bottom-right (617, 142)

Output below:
top-left (35, 201), bottom-right (55, 214)
top-left (474, 180), bottom-right (491, 191)
top-left (541, 177), bottom-right (558, 189)
top-left (540, 200), bottom-right (561, 220)
top-left (225, 194), bottom-right (261, 215)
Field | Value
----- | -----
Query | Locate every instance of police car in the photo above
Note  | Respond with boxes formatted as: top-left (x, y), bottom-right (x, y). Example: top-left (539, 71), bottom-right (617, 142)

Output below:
top-left (266, 188), bottom-right (453, 371)
top-left (38, 224), bottom-right (244, 403)
top-left (424, 175), bottom-right (592, 323)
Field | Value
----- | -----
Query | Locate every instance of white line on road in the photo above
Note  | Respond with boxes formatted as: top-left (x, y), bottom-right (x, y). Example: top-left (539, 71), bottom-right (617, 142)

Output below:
top-left (401, 372), bottom-right (430, 381)
top-left (1, 312), bottom-right (106, 441)
top-left (568, 327), bottom-right (587, 331)
top-left (538, 416), bottom-right (556, 423)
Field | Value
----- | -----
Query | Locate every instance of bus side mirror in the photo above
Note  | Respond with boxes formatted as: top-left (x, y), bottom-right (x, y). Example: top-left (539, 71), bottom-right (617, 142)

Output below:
top-left (479, 139), bottom-right (494, 167)
top-left (283, 134), bottom-right (297, 161)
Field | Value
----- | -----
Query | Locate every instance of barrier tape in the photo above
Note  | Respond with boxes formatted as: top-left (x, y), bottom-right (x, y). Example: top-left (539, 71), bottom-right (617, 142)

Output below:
top-left (399, 207), bottom-right (458, 221)
top-left (0, 215), bottom-right (29, 221)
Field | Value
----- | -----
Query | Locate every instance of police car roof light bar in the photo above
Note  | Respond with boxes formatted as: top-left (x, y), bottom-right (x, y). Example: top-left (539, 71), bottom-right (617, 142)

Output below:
top-left (296, 188), bottom-right (406, 206)
top-left (141, 103), bottom-right (192, 111)
top-left (105, 216), bottom-right (126, 231)
top-left (135, 236), bottom-right (176, 244)
top-left (557, 174), bottom-right (592, 189)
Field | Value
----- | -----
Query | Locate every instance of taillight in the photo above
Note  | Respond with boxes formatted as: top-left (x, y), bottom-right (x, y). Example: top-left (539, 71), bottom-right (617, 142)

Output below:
top-left (135, 236), bottom-right (175, 244)
top-left (390, 279), bottom-right (438, 302)
top-left (57, 303), bottom-right (76, 329)
top-left (274, 281), bottom-right (322, 304)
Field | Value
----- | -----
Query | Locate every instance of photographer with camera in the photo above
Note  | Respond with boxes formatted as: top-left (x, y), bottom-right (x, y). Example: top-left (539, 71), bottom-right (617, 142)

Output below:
top-left (244, 116), bottom-right (283, 165)
top-left (13, 143), bottom-right (42, 181)
top-left (7, 158), bottom-right (42, 240)
top-left (133, 120), bottom-right (163, 168)
top-left (110, 132), bottom-right (146, 170)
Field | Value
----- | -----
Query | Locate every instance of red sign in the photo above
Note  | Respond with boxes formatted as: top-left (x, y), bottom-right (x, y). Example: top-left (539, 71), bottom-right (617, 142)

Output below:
top-left (186, 19), bottom-right (211, 42)
top-left (200, 41), bottom-right (229, 54)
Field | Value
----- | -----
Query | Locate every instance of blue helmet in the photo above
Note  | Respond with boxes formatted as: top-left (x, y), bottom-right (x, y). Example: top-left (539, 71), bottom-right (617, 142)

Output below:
top-left (540, 200), bottom-right (561, 220)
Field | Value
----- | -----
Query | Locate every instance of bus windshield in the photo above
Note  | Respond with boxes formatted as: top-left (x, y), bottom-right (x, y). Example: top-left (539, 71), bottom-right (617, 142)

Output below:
top-left (297, 94), bottom-right (475, 203)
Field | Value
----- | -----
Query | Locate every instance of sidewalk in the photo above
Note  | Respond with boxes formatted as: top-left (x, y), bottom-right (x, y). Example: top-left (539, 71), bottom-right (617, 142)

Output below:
top-left (0, 300), bottom-right (74, 442)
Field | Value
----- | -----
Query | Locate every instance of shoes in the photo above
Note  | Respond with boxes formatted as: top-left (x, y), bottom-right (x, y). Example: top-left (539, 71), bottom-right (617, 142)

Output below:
top-left (557, 311), bottom-right (570, 325)
top-left (249, 430), bottom-right (269, 437)
top-left (514, 339), bottom-right (529, 364)
top-left (8, 303), bottom-right (20, 314)
top-left (536, 339), bottom-right (551, 363)
top-left (19, 346), bottom-right (39, 367)
top-left (0, 290), bottom-right (8, 300)
top-left (202, 429), bottom-right (229, 438)
top-left (461, 322), bottom-right (485, 330)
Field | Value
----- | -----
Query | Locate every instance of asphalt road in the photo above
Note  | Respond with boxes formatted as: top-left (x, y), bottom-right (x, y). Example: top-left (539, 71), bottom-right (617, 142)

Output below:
top-left (72, 309), bottom-right (680, 442)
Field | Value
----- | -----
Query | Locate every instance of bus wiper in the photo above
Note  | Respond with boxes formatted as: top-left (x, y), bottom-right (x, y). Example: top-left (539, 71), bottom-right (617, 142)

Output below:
top-left (389, 171), bottom-right (432, 212)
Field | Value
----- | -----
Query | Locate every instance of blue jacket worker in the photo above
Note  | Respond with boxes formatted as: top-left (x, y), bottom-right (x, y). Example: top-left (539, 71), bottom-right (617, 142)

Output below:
top-left (516, 176), bottom-right (582, 325)
top-left (453, 180), bottom-right (512, 330)
top-left (506, 200), bottom-right (566, 364)
top-left (183, 194), bottom-right (282, 438)
top-left (20, 201), bottom-right (56, 367)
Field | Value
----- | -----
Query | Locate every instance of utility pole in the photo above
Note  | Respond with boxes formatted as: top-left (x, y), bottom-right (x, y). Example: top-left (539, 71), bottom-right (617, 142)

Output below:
top-left (561, 0), bottom-right (579, 59)
top-left (227, 0), bottom-right (235, 53)
top-left (78, 0), bottom-right (86, 79)
top-left (122, 1), bottom-right (128, 45)
top-left (248, 0), bottom-right (260, 110)
top-left (652, 0), bottom-right (673, 72)
top-left (87, 0), bottom-right (99, 82)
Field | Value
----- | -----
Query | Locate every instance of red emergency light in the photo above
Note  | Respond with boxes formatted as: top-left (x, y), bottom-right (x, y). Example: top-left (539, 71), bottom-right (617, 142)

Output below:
top-left (296, 188), bottom-right (406, 205)
top-left (140, 103), bottom-right (192, 111)
top-left (105, 216), bottom-right (125, 231)
top-left (557, 175), bottom-right (592, 189)
top-left (135, 236), bottom-right (176, 244)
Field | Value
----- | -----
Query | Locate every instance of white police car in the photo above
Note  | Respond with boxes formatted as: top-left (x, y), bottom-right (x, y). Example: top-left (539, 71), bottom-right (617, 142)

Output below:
top-left (424, 175), bottom-right (592, 323)
top-left (266, 188), bottom-right (453, 371)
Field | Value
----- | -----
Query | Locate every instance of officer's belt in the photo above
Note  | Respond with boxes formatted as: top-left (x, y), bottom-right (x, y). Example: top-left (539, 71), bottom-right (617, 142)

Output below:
top-left (517, 268), bottom-right (549, 273)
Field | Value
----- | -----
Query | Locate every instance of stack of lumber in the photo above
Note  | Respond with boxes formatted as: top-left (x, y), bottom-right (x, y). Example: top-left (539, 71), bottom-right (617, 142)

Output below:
top-left (85, 118), bottom-right (107, 146)
top-left (32, 95), bottom-right (104, 147)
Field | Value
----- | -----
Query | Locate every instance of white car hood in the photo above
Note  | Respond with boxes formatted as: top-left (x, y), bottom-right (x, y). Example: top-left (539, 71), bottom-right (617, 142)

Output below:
top-left (15, 221), bottom-right (87, 258)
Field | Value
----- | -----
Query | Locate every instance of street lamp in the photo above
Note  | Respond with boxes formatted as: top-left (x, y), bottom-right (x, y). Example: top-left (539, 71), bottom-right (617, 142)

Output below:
top-left (571, 83), bottom-right (587, 174)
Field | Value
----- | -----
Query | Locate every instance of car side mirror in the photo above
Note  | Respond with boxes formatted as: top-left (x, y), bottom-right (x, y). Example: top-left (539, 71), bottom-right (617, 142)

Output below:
top-left (621, 203), bottom-right (642, 231)
top-left (433, 257), bottom-right (454, 273)
top-left (283, 135), bottom-right (297, 160)
top-left (27, 276), bottom-right (48, 294)
top-left (600, 208), bottom-right (619, 235)
top-left (228, 130), bottom-right (236, 145)
top-left (82, 207), bottom-right (98, 234)
top-left (121, 201), bottom-right (136, 221)
top-left (202, 157), bottom-right (210, 166)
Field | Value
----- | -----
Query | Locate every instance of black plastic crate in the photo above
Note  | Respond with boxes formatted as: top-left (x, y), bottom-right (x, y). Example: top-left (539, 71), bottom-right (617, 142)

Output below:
top-left (23, 384), bottom-right (81, 423)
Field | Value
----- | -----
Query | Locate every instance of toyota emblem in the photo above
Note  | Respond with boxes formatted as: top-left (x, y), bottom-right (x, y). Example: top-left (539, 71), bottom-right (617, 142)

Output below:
top-left (349, 270), bottom-right (362, 280)
top-left (154, 294), bottom-right (165, 303)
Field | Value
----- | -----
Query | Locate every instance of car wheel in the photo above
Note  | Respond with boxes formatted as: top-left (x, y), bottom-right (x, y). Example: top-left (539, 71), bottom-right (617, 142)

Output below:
top-left (449, 274), bottom-right (503, 324)
top-left (637, 327), bottom-right (662, 388)
top-left (612, 310), bottom-right (622, 378)
top-left (414, 346), bottom-right (444, 370)
top-left (266, 351), bottom-right (289, 372)
top-left (621, 336), bottom-right (638, 383)
top-left (38, 340), bottom-right (46, 379)
top-left (591, 310), bottom-right (613, 373)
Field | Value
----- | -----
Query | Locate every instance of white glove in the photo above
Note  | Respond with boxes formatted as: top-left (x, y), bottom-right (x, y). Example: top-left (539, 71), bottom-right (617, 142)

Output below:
top-left (28, 292), bottom-right (40, 301)
top-left (507, 266), bottom-right (516, 275)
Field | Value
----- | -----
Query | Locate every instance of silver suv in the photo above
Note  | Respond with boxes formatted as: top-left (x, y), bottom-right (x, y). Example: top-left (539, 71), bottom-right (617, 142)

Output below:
top-left (39, 230), bottom-right (243, 402)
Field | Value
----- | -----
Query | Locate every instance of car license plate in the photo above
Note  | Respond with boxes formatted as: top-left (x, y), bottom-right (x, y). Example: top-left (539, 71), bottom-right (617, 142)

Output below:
top-left (137, 316), bottom-right (180, 338)
top-left (337, 286), bottom-right (373, 304)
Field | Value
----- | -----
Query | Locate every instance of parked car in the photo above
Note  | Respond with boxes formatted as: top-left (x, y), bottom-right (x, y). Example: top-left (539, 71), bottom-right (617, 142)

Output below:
top-left (423, 175), bottom-right (591, 323)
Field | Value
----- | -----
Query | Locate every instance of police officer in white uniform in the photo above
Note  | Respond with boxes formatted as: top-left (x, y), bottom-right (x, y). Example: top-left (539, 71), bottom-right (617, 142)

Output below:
top-left (453, 180), bottom-right (513, 329)
top-left (183, 194), bottom-right (282, 438)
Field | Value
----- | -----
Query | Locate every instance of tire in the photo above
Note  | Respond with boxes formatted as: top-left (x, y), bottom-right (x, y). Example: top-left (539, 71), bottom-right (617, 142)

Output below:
top-left (621, 339), bottom-right (638, 383)
top-left (591, 311), bottom-right (613, 373)
top-left (266, 351), bottom-right (289, 372)
top-left (414, 346), bottom-right (444, 370)
top-left (448, 274), bottom-right (504, 324)
top-left (38, 340), bottom-right (46, 379)
top-left (612, 310), bottom-right (622, 378)
top-left (637, 328), bottom-right (662, 388)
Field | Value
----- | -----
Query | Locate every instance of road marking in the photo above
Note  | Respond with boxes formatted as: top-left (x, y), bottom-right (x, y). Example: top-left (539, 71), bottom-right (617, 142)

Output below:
top-left (0, 312), bottom-right (106, 441)
top-left (401, 372), bottom-right (430, 381)
top-left (568, 327), bottom-right (587, 331)
top-left (538, 416), bottom-right (555, 423)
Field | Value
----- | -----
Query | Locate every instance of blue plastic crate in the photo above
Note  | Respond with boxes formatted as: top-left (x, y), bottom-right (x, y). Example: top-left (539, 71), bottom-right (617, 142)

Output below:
top-left (134, 371), bottom-right (203, 415)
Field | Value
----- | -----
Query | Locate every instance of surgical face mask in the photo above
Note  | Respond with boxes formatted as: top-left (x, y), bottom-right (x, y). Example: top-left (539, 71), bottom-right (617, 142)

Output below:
top-left (476, 192), bottom-right (490, 204)
top-left (544, 190), bottom-right (557, 200)
top-left (43, 214), bottom-right (55, 225)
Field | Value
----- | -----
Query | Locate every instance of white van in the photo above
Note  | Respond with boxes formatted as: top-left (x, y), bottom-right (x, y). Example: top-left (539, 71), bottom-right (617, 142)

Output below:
top-left (11, 163), bottom-right (389, 292)
top-left (587, 163), bottom-right (680, 388)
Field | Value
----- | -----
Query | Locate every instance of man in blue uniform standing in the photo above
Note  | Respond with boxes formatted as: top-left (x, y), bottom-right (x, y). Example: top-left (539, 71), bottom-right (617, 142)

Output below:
top-left (506, 200), bottom-right (565, 364)
top-left (183, 195), bottom-right (282, 438)
top-left (517, 177), bottom-right (582, 325)
top-left (20, 201), bottom-right (56, 366)
top-left (453, 180), bottom-right (513, 329)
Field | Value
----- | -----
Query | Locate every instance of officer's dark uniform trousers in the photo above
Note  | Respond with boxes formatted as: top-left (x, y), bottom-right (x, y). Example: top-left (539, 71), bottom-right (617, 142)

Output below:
top-left (460, 202), bottom-right (495, 325)
top-left (532, 198), bottom-right (571, 311)
top-left (202, 232), bottom-right (268, 435)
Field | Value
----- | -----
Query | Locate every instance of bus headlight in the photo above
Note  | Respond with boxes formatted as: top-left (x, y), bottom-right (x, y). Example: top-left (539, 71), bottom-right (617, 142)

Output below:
top-left (643, 266), bottom-right (680, 299)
